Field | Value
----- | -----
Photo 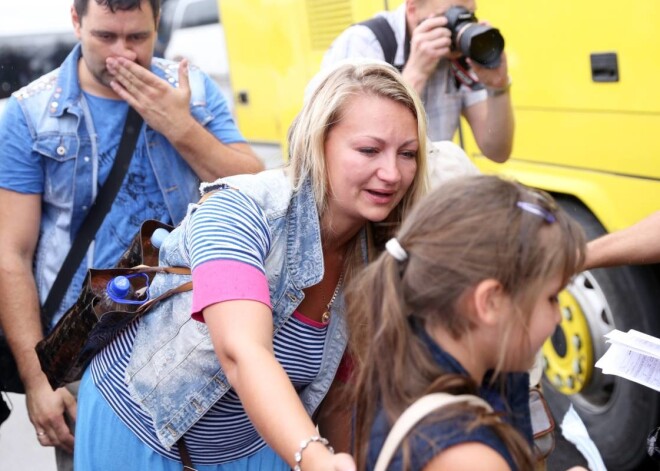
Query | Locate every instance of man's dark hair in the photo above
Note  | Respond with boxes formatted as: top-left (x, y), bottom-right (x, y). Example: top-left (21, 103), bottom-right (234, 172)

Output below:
top-left (74, 0), bottom-right (160, 25)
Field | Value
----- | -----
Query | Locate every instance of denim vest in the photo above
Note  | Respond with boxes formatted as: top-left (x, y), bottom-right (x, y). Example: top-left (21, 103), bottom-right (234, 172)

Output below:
top-left (125, 169), bottom-right (350, 449)
top-left (14, 44), bottom-right (212, 322)
top-left (366, 323), bottom-right (532, 470)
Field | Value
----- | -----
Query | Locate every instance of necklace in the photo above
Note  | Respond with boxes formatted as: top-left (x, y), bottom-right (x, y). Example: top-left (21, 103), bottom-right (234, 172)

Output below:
top-left (321, 274), bottom-right (343, 325)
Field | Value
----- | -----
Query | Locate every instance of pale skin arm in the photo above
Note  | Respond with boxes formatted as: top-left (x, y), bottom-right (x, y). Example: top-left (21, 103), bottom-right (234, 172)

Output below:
top-left (106, 57), bottom-right (263, 181)
top-left (422, 442), bottom-right (511, 471)
top-left (583, 211), bottom-right (660, 270)
top-left (422, 439), bottom-right (589, 471)
top-left (0, 189), bottom-right (76, 453)
top-left (463, 53), bottom-right (514, 163)
top-left (204, 300), bottom-right (355, 471)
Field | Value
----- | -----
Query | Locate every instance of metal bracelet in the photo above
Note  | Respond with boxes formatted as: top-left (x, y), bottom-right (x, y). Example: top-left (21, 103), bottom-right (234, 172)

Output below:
top-left (293, 435), bottom-right (335, 471)
top-left (486, 76), bottom-right (512, 97)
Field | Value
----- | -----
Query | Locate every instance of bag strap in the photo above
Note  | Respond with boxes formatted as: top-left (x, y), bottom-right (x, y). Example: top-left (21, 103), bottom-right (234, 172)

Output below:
top-left (359, 16), bottom-right (399, 67)
top-left (135, 278), bottom-right (193, 314)
top-left (177, 436), bottom-right (197, 471)
top-left (41, 107), bottom-right (144, 325)
top-left (374, 393), bottom-right (494, 471)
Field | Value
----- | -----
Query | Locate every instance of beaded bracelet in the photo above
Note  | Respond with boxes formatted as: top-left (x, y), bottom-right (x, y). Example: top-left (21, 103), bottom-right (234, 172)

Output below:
top-left (293, 435), bottom-right (335, 471)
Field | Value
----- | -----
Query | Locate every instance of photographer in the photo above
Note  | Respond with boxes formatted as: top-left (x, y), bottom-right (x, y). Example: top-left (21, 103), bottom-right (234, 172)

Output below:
top-left (323, 0), bottom-right (514, 163)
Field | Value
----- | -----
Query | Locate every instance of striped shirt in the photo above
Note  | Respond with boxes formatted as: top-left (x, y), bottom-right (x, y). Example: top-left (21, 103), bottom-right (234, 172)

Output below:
top-left (91, 188), bottom-right (329, 464)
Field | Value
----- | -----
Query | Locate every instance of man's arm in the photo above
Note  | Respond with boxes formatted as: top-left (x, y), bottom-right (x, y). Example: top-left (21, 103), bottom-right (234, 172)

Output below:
top-left (401, 16), bottom-right (452, 96)
top-left (583, 211), bottom-right (660, 270)
top-left (0, 189), bottom-right (75, 452)
top-left (462, 54), bottom-right (514, 163)
top-left (106, 57), bottom-right (263, 181)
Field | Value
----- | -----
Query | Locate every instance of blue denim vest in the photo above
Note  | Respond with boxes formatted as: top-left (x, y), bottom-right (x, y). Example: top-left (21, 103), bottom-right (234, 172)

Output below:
top-left (125, 169), bottom-right (350, 449)
top-left (14, 44), bottom-right (213, 322)
top-left (366, 323), bottom-right (532, 470)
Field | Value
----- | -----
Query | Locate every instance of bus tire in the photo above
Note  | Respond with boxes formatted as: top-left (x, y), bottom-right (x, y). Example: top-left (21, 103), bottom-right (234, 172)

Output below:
top-left (544, 197), bottom-right (660, 470)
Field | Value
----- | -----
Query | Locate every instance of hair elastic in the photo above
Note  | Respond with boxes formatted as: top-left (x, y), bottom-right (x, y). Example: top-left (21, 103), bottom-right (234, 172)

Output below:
top-left (516, 201), bottom-right (556, 223)
top-left (385, 238), bottom-right (408, 262)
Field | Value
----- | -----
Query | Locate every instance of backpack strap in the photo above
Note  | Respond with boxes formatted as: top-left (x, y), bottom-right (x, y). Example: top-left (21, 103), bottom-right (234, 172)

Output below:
top-left (374, 393), bottom-right (495, 471)
top-left (359, 16), bottom-right (399, 68)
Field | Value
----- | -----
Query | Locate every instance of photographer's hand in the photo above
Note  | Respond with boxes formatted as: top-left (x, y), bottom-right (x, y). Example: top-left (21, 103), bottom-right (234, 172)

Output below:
top-left (466, 20), bottom-right (509, 90)
top-left (467, 51), bottom-right (509, 90)
top-left (403, 16), bottom-right (452, 95)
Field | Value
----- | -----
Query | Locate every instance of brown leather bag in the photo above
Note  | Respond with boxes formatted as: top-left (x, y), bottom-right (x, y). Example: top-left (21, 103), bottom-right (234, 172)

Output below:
top-left (35, 220), bottom-right (192, 390)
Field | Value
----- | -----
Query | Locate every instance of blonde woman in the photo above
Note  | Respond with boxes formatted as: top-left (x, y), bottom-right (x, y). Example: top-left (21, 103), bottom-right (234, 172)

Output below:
top-left (74, 61), bottom-right (428, 471)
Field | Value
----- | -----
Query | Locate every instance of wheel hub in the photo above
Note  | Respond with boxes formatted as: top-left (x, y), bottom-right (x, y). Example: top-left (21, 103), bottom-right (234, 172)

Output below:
top-left (542, 289), bottom-right (594, 394)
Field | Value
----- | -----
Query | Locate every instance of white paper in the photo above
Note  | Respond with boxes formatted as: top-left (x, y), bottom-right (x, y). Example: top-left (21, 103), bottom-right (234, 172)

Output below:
top-left (560, 405), bottom-right (607, 471)
top-left (596, 329), bottom-right (660, 392)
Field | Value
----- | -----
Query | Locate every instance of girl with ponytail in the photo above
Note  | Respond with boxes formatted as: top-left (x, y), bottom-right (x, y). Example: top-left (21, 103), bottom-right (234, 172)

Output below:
top-left (346, 175), bottom-right (587, 471)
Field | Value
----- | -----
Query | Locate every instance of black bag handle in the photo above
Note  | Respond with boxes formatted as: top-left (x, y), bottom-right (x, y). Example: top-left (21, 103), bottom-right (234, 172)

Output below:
top-left (40, 107), bottom-right (144, 325)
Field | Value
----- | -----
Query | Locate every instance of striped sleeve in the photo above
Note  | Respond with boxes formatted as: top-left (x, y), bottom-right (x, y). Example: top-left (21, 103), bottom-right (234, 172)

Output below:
top-left (187, 188), bottom-right (272, 319)
top-left (187, 188), bottom-right (271, 271)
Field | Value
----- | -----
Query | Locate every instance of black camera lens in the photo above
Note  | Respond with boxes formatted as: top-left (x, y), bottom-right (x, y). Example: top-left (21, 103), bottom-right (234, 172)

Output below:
top-left (444, 6), bottom-right (505, 69)
top-left (458, 24), bottom-right (505, 68)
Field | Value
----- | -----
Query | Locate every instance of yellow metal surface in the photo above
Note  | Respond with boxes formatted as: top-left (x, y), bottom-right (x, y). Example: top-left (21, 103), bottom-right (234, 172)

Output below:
top-left (542, 291), bottom-right (594, 395)
top-left (219, 0), bottom-right (388, 152)
top-left (465, 0), bottom-right (660, 227)
top-left (475, 158), bottom-right (660, 232)
top-left (220, 0), bottom-right (660, 224)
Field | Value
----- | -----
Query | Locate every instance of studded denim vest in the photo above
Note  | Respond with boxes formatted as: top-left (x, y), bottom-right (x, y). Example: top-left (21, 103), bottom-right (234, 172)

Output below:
top-left (13, 44), bottom-right (211, 324)
top-left (125, 169), bottom-right (351, 449)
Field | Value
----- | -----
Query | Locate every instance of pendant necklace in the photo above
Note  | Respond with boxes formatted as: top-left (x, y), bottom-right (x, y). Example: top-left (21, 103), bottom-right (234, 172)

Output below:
top-left (321, 274), bottom-right (344, 325)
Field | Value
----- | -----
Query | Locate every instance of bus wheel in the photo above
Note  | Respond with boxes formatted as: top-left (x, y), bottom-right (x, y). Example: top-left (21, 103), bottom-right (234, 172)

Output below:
top-left (543, 197), bottom-right (660, 470)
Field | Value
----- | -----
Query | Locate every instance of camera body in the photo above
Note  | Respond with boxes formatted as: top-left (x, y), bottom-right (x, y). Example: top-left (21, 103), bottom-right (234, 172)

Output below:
top-left (444, 5), bottom-right (504, 69)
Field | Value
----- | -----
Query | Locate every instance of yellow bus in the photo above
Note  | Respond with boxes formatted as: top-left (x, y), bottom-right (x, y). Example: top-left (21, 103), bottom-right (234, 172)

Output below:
top-left (219, 1), bottom-right (660, 468)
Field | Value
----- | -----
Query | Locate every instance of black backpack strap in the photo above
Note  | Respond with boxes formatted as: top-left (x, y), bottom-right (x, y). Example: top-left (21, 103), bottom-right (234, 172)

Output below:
top-left (359, 16), bottom-right (399, 68)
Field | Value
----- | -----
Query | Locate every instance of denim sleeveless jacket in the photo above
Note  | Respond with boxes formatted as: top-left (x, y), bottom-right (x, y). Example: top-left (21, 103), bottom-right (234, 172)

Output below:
top-left (125, 169), bottom-right (350, 449)
top-left (13, 44), bottom-right (211, 323)
top-left (366, 324), bottom-right (532, 470)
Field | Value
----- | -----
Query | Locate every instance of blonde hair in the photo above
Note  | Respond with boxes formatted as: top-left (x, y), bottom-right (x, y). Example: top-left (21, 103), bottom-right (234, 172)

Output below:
top-left (288, 60), bottom-right (428, 224)
top-left (346, 175), bottom-right (586, 470)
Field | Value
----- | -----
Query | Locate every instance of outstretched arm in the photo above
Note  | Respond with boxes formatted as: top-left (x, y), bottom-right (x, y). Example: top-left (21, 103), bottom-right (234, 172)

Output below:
top-left (583, 211), bottom-right (660, 270)
top-left (205, 300), bottom-right (355, 471)
top-left (106, 57), bottom-right (263, 181)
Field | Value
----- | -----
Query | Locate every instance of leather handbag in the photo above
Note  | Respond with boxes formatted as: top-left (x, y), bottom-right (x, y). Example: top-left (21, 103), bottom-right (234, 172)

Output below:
top-left (529, 387), bottom-right (555, 465)
top-left (35, 220), bottom-right (192, 390)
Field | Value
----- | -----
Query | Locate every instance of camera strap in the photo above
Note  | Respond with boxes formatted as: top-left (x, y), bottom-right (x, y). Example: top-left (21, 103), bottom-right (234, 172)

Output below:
top-left (450, 57), bottom-right (484, 91)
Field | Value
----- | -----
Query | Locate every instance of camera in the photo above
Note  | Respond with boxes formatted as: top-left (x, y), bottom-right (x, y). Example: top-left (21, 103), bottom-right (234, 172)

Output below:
top-left (444, 6), bottom-right (504, 69)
